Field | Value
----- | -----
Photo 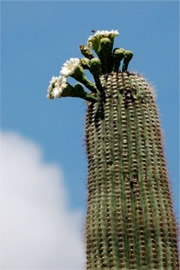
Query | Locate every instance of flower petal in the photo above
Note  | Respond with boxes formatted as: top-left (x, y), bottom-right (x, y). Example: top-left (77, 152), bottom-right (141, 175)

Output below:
top-left (60, 58), bottom-right (80, 77)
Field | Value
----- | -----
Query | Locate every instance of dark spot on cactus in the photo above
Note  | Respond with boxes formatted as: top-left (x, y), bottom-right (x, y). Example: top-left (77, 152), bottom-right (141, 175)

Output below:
top-left (125, 100), bottom-right (129, 109)
top-left (107, 160), bottom-right (113, 166)
top-left (130, 181), bottom-right (134, 189)
top-left (119, 89), bottom-right (123, 95)
top-left (141, 130), bottom-right (145, 137)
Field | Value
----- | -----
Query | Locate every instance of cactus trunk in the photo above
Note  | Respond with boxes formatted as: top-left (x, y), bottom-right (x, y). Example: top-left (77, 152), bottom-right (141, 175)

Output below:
top-left (47, 29), bottom-right (179, 270)
top-left (85, 72), bottom-right (179, 269)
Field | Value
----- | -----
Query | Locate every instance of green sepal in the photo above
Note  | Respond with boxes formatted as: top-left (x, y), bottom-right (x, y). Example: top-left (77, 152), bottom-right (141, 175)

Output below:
top-left (122, 50), bottom-right (133, 72)
top-left (98, 37), bottom-right (113, 54)
top-left (80, 58), bottom-right (90, 69)
top-left (89, 58), bottom-right (102, 75)
top-left (112, 48), bottom-right (125, 72)
top-left (74, 84), bottom-right (97, 102)
top-left (89, 58), bottom-right (103, 93)
top-left (71, 65), bottom-right (97, 93)
top-left (98, 38), bottom-right (113, 74)
top-left (61, 83), bottom-right (97, 102)
top-left (80, 44), bottom-right (94, 59)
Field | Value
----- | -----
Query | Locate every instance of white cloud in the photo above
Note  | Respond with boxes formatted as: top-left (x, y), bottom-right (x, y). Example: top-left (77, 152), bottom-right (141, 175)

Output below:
top-left (0, 132), bottom-right (85, 270)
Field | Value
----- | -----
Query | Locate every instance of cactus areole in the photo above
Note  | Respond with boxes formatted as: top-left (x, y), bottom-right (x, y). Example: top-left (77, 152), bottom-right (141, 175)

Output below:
top-left (47, 30), bottom-right (179, 269)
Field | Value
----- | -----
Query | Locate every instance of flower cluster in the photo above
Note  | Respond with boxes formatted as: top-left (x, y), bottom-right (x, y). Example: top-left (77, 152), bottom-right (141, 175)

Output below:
top-left (47, 29), bottom-right (133, 100)
top-left (47, 58), bottom-right (80, 99)
top-left (87, 30), bottom-right (119, 51)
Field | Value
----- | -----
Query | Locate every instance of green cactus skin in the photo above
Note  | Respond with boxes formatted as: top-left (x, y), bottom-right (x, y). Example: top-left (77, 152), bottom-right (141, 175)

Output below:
top-left (85, 71), bottom-right (179, 270)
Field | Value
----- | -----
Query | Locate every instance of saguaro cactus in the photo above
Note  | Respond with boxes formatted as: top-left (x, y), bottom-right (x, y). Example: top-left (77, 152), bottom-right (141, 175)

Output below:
top-left (47, 30), bottom-right (179, 269)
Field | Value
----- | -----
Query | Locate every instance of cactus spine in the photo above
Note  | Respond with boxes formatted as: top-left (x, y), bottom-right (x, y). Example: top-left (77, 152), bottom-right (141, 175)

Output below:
top-left (47, 30), bottom-right (179, 269)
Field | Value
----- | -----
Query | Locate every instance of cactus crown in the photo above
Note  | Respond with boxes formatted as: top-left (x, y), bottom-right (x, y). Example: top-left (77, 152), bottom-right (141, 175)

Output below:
top-left (47, 29), bottom-right (133, 101)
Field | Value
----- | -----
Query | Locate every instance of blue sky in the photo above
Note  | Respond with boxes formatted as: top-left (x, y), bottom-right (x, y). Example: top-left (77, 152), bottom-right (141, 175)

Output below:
top-left (1, 1), bottom-right (179, 267)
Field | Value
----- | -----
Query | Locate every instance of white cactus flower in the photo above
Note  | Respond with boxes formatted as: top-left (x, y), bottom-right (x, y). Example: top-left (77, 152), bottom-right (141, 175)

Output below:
top-left (49, 76), bottom-right (58, 85)
top-left (92, 29), bottom-right (119, 38)
top-left (47, 76), bottom-right (67, 99)
top-left (47, 76), bottom-right (57, 90)
top-left (52, 87), bottom-right (62, 98)
top-left (88, 29), bottom-right (119, 49)
top-left (60, 58), bottom-right (80, 77)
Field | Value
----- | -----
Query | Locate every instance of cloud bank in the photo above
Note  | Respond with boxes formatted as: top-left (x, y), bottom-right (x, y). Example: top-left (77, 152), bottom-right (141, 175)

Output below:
top-left (0, 132), bottom-right (85, 269)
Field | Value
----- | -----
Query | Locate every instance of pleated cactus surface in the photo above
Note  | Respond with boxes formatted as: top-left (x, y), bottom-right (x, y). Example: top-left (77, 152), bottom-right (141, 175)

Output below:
top-left (85, 72), bottom-right (179, 269)
top-left (47, 30), bottom-right (179, 269)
